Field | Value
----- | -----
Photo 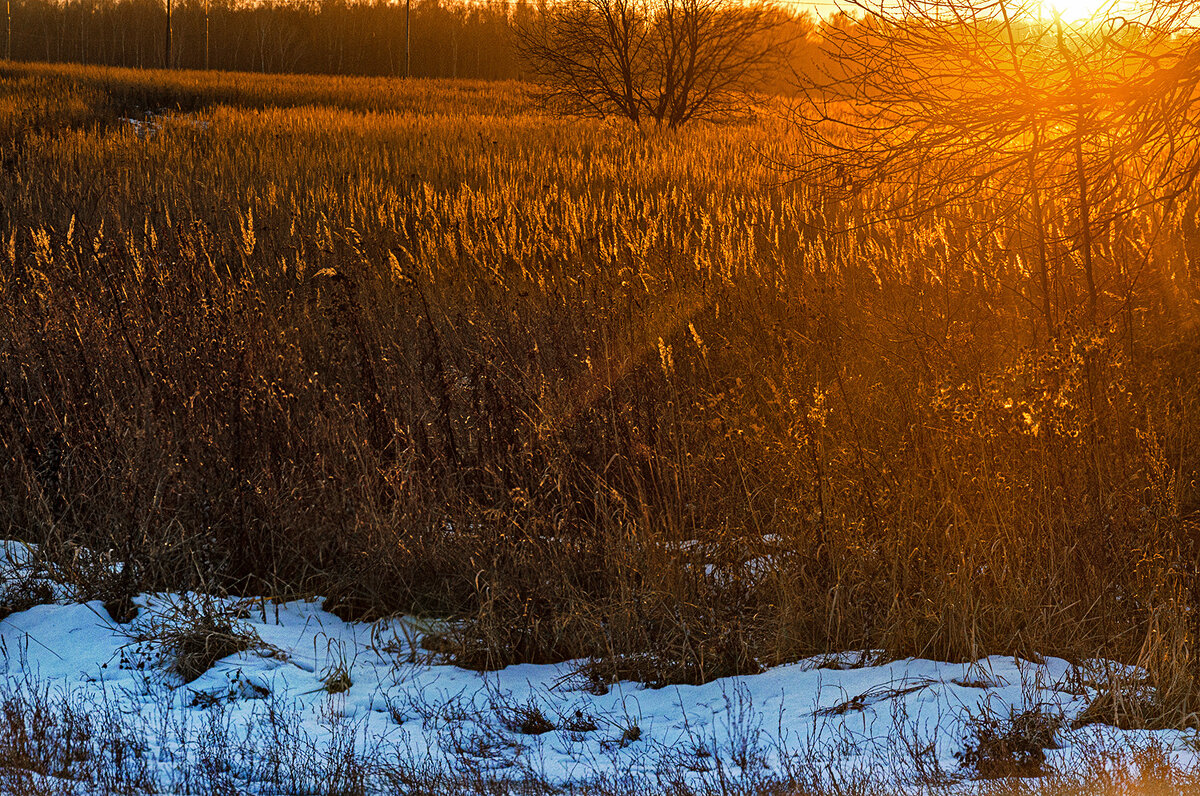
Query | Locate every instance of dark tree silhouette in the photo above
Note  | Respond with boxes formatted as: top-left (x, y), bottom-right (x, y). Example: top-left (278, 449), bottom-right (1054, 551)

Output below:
top-left (515, 0), bottom-right (794, 127)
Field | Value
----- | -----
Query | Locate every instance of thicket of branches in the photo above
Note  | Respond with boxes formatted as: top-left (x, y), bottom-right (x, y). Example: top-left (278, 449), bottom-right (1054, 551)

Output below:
top-left (792, 0), bottom-right (1200, 339)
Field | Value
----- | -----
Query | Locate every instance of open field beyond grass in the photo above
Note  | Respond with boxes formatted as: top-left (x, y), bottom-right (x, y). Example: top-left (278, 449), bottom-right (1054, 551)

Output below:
top-left (0, 60), bottom-right (1199, 791)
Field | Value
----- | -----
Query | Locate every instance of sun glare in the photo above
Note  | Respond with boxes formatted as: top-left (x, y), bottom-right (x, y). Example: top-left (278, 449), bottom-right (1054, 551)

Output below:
top-left (1044, 0), bottom-right (1102, 19)
top-left (1040, 0), bottom-right (1129, 22)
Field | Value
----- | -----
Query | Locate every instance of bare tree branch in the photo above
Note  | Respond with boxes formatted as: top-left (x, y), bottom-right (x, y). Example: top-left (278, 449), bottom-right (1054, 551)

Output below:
top-left (515, 0), bottom-right (796, 127)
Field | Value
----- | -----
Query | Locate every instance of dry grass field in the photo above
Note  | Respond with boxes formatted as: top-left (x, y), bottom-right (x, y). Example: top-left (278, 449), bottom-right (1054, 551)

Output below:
top-left (0, 59), bottom-right (1198, 733)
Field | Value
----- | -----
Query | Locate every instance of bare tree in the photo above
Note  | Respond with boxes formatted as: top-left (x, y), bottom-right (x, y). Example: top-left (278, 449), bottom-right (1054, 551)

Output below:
top-left (648, 0), bottom-right (794, 126)
top-left (516, 0), bottom-right (648, 123)
top-left (515, 0), bottom-right (793, 127)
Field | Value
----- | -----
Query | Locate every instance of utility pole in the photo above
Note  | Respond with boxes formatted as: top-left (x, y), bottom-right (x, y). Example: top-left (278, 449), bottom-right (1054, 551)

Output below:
top-left (5, 0), bottom-right (10, 62)
top-left (405, 0), bottom-right (410, 77)
top-left (164, 0), bottom-right (172, 68)
top-left (205, 0), bottom-right (210, 69)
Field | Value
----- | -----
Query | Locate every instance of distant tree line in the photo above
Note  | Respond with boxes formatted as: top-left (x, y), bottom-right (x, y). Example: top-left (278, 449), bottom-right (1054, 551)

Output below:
top-left (1, 0), bottom-right (827, 82)
top-left (4, 0), bottom-right (531, 77)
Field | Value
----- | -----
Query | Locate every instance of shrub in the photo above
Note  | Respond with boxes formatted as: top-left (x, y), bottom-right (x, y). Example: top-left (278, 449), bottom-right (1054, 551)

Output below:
top-left (957, 705), bottom-right (1062, 780)
top-left (133, 599), bottom-right (262, 684)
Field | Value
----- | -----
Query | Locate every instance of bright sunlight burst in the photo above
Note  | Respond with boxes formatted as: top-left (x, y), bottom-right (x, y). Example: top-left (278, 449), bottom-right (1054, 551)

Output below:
top-left (1041, 0), bottom-right (1130, 22)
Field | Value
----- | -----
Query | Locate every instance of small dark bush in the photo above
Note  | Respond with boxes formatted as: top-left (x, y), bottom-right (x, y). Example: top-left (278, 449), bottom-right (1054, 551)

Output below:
top-left (134, 601), bottom-right (262, 684)
top-left (957, 705), bottom-right (1062, 779)
top-left (495, 698), bottom-right (556, 736)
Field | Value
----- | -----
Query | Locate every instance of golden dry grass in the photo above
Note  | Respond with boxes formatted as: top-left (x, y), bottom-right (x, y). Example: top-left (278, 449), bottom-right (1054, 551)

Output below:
top-left (0, 62), bottom-right (1197, 705)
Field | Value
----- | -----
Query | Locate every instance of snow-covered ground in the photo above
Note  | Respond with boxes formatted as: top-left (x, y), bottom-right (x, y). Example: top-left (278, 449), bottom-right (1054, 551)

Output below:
top-left (0, 541), bottom-right (1194, 794)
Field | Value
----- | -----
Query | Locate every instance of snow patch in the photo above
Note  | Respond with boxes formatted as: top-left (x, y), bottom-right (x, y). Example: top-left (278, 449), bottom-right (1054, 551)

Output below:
top-left (0, 540), bottom-right (1194, 792)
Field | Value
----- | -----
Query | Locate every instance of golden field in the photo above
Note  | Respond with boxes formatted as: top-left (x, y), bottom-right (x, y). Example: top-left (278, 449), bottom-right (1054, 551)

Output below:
top-left (1, 60), bottom-right (1198, 721)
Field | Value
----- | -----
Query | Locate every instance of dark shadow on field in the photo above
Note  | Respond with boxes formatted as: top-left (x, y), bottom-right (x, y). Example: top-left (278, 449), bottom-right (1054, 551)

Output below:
top-left (0, 61), bottom-right (531, 127)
